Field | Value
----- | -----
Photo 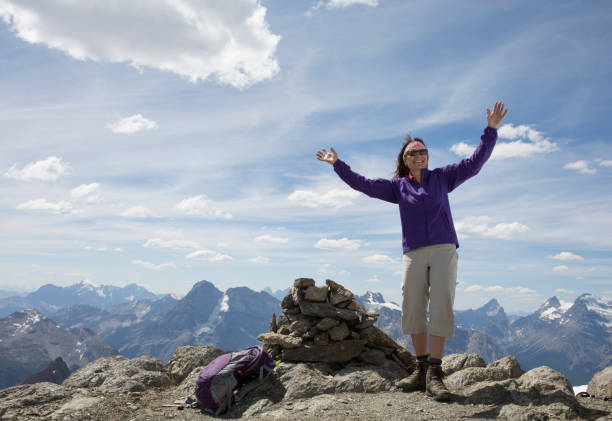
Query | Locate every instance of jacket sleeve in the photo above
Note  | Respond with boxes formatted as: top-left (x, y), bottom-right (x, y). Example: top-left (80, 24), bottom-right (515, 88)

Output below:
top-left (333, 159), bottom-right (398, 204)
top-left (440, 127), bottom-right (497, 192)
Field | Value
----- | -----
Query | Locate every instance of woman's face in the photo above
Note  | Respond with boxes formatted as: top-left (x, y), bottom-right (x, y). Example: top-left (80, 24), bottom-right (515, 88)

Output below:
top-left (403, 145), bottom-right (428, 173)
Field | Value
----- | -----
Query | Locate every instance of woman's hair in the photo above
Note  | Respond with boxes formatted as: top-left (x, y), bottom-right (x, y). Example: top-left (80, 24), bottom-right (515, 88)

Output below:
top-left (393, 134), bottom-right (426, 179)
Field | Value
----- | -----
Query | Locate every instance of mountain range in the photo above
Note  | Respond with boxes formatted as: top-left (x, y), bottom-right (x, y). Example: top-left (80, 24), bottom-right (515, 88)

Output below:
top-left (1, 279), bottom-right (610, 388)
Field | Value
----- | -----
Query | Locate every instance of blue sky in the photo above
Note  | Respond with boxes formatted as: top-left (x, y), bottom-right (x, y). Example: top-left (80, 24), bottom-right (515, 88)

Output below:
top-left (1, 0), bottom-right (611, 312)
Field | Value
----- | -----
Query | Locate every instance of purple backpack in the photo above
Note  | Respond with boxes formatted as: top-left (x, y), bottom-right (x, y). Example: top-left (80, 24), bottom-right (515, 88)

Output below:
top-left (195, 346), bottom-right (275, 415)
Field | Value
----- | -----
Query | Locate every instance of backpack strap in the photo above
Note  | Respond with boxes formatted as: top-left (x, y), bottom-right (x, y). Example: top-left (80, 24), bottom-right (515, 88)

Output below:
top-left (234, 365), bottom-right (275, 402)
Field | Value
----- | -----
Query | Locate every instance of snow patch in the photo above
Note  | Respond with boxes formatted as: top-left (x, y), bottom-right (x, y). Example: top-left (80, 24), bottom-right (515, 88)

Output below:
top-left (573, 385), bottom-right (588, 394)
top-left (195, 294), bottom-right (228, 336)
top-left (219, 294), bottom-right (230, 312)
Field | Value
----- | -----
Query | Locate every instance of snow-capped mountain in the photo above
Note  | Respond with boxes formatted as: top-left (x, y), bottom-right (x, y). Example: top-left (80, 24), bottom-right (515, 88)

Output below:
top-left (0, 281), bottom-right (160, 317)
top-left (455, 299), bottom-right (510, 338)
top-left (0, 309), bottom-right (117, 389)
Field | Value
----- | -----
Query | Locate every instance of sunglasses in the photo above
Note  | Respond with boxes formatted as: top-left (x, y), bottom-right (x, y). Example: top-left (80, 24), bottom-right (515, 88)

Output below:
top-left (405, 149), bottom-right (428, 157)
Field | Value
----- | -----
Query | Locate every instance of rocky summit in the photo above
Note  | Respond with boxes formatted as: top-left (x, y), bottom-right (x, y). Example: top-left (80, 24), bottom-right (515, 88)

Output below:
top-left (0, 278), bottom-right (610, 421)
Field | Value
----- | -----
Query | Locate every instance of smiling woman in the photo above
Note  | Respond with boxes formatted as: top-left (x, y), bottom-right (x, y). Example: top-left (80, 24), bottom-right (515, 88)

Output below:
top-left (316, 101), bottom-right (508, 401)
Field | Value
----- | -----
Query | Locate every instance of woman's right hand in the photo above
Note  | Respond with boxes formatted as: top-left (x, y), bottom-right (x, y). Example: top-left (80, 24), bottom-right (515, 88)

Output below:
top-left (316, 147), bottom-right (338, 165)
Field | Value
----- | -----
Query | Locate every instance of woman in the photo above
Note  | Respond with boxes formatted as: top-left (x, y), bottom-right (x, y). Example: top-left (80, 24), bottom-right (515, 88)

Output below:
top-left (316, 102), bottom-right (507, 401)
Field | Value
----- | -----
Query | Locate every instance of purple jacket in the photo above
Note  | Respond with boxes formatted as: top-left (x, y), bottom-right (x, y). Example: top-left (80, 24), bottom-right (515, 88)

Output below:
top-left (333, 127), bottom-right (497, 253)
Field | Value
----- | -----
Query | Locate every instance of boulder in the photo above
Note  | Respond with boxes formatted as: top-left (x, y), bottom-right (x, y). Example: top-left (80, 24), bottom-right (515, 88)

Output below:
top-left (517, 366), bottom-right (574, 397)
top-left (329, 322), bottom-right (350, 341)
top-left (486, 356), bottom-right (524, 379)
top-left (63, 355), bottom-right (171, 392)
top-left (304, 285), bottom-right (328, 302)
top-left (442, 353), bottom-right (486, 376)
top-left (281, 340), bottom-right (367, 363)
top-left (346, 300), bottom-right (367, 315)
top-left (166, 345), bottom-right (225, 384)
top-left (326, 279), bottom-right (353, 305)
top-left (281, 293), bottom-right (296, 309)
top-left (299, 301), bottom-right (359, 321)
top-left (316, 317), bottom-right (340, 331)
top-left (359, 348), bottom-right (387, 366)
top-left (587, 366), bottom-right (612, 397)
top-left (358, 326), bottom-right (401, 350)
top-left (0, 383), bottom-right (68, 412)
top-left (257, 332), bottom-right (303, 348)
top-left (294, 278), bottom-right (315, 288)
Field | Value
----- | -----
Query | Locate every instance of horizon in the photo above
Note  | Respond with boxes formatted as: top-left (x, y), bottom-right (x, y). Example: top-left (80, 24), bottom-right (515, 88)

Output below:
top-left (1, 1), bottom-right (611, 314)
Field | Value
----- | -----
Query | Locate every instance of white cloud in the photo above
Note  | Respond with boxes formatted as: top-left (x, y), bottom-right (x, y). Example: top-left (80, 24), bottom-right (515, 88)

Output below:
top-left (450, 124), bottom-right (557, 160)
top-left (464, 284), bottom-right (536, 296)
top-left (16, 198), bottom-right (73, 214)
top-left (599, 160), bottom-right (612, 167)
top-left (108, 114), bottom-right (157, 134)
top-left (132, 260), bottom-right (176, 271)
top-left (362, 254), bottom-right (396, 264)
top-left (555, 288), bottom-right (576, 294)
top-left (70, 183), bottom-right (100, 198)
top-left (5, 156), bottom-right (69, 181)
top-left (186, 249), bottom-right (233, 262)
top-left (327, 0), bottom-right (379, 8)
top-left (121, 206), bottom-right (157, 218)
top-left (254, 234), bottom-right (289, 244)
top-left (465, 285), bottom-right (483, 292)
top-left (551, 251), bottom-right (584, 261)
top-left (564, 160), bottom-right (596, 174)
top-left (315, 237), bottom-right (361, 251)
top-left (175, 195), bottom-right (232, 219)
top-left (289, 189), bottom-right (360, 209)
top-left (143, 238), bottom-right (201, 250)
top-left (454, 216), bottom-right (530, 240)
top-left (366, 275), bottom-right (381, 283)
top-left (113, 248), bottom-right (124, 252)
top-left (553, 265), bottom-right (569, 272)
top-left (250, 256), bottom-right (270, 264)
top-left (0, 1), bottom-right (280, 89)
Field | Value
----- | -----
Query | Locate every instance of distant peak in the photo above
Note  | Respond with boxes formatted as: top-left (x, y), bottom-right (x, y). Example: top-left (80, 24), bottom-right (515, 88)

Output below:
top-left (363, 291), bottom-right (385, 304)
top-left (482, 298), bottom-right (500, 309)
top-left (540, 296), bottom-right (561, 310)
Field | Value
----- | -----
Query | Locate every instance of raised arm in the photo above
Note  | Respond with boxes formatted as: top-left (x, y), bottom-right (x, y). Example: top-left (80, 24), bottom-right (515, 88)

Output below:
top-left (441, 101), bottom-right (508, 192)
top-left (316, 147), bottom-right (398, 203)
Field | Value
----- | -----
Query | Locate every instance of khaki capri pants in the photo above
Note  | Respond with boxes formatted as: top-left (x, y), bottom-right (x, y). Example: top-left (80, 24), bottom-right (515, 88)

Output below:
top-left (401, 243), bottom-right (458, 338)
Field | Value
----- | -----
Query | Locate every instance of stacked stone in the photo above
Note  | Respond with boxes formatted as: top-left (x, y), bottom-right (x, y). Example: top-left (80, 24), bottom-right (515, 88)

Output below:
top-left (257, 278), bottom-right (413, 371)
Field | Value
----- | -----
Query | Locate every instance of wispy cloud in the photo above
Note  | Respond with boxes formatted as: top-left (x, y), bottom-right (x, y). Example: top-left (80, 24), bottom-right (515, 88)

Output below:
top-left (4, 156), bottom-right (70, 181)
top-left (599, 160), bottom-right (612, 167)
top-left (450, 124), bottom-right (557, 160)
top-left (185, 250), bottom-right (232, 262)
top-left (108, 114), bottom-right (157, 134)
top-left (362, 254), bottom-right (396, 264)
top-left (553, 265), bottom-right (569, 272)
top-left (0, 1), bottom-right (280, 88)
top-left (132, 260), bottom-right (176, 271)
top-left (121, 206), bottom-right (157, 218)
top-left (70, 183), bottom-right (101, 203)
top-left (249, 256), bottom-right (270, 264)
top-left (254, 234), bottom-right (289, 244)
top-left (16, 199), bottom-right (73, 214)
top-left (288, 189), bottom-right (360, 209)
top-left (555, 288), bottom-right (576, 294)
top-left (315, 237), bottom-right (361, 251)
top-left (454, 216), bottom-right (529, 240)
top-left (306, 0), bottom-right (378, 16)
top-left (366, 275), bottom-right (381, 283)
top-left (564, 160), bottom-right (596, 174)
top-left (464, 284), bottom-right (536, 296)
top-left (143, 238), bottom-right (201, 250)
top-left (175, 195), bottom-right (232, 219)
top-left (551, 251), bottom-right (583, 261)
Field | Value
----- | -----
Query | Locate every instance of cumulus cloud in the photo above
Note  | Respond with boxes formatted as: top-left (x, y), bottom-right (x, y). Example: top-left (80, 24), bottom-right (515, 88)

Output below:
top-left (0, 1), bottom-right (280, 89)
top-left (186, 249), bottom-right (233, 262)
top-left (362, 254), bottom-right (396, 264)
top-left (175, 195), bottom-right (232, 219)
top-left (551, 251), bottom-right (584, 261)
top-left (70, 183), bottom-right (100, 203)
top-left (553, 265), bottom-right (569, 272)
top-left (108, 114), bottom-right (157, 134)
top-left (288, 189), bottom-right (360, 209)
top-left (143, 238), bottom-right (201, 250)
top-left (450, 124), bottom-right (557, 160)
top-left (454, 216), bottom-right (530, 240)
top-left (121, 206), bottom-right (157, 218)
top-left (132, 260), bottom-right (176, 270)
top-left (255, 234), bottom-right (289, 244)
top-left (315, 237), bottom-right (361, 251)
top-left (250, 256), bottom-right (270, 264)
top-left (599, 160), bottom-right (612, 167)
top-left (5, 156), bottom-right (69, 181)
top-left (16, 198), bottom-right (73, 214)
top-left (564, 160), bottom-right (596, 174)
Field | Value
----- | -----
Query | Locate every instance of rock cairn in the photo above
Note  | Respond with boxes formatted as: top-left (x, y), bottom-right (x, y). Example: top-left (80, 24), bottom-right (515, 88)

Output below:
top-left (257, 278), bottom-right (413, 372)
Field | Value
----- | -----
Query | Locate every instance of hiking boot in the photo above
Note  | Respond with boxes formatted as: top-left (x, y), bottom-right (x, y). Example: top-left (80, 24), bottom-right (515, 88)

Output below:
top-left (426, 364), bottom-right (451, 401)
top-left (398, 361), bottom-right (428, 392)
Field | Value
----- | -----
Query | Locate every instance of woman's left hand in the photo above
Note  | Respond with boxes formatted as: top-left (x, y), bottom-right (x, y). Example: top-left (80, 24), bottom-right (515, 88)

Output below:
top-left (486, 101), bottom-right (508, 129)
